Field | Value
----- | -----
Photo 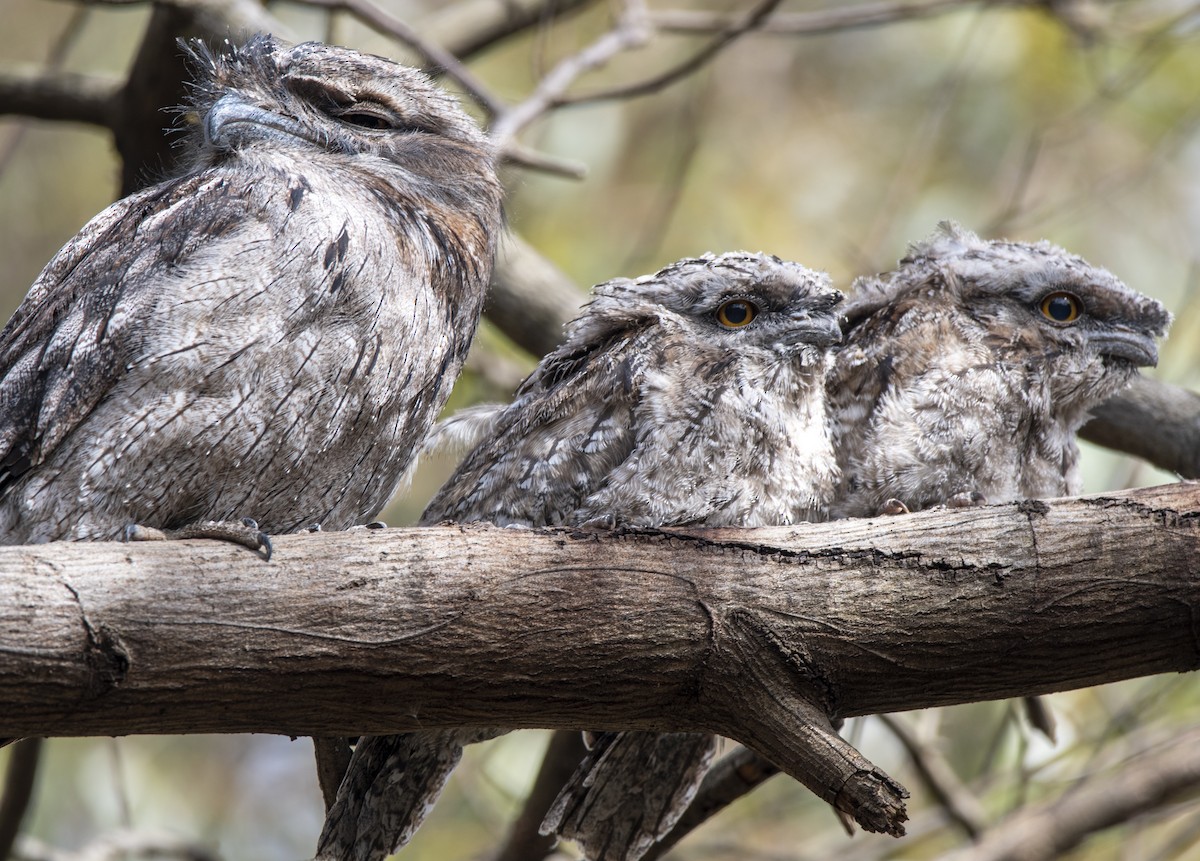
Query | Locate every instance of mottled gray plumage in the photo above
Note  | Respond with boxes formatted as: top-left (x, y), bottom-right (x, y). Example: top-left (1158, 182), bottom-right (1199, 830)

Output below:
top-left (0, 35), bottom-right (501, 543)
top-left (317, 252), bottom-right (844, 861)
top-left (828, 221), bottom-right (1170, 518)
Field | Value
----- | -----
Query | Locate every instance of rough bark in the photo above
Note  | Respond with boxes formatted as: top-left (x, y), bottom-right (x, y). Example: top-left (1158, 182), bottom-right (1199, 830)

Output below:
top-left (1081, 374), bottom-right (1200, 479)
top-left (1, 482), bottom-right (1197, 833)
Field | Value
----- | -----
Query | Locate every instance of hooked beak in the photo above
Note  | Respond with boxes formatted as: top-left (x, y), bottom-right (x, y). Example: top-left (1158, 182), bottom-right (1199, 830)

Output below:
top-left (204, 94), bottom-right (310, 152)
top-left (1091, 328), bottom-right (1159, 368)
top-left (787, 308), bottom-right (844, 349)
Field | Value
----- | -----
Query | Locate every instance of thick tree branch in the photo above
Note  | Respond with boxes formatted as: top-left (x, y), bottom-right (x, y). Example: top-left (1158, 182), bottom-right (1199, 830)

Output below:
top-left (487, 232), bottom-right (585, 357)
top-left (2, 483), bottom-right (1197, 835)
top-left (0, 69), bottom-right (117, 127)
top-left (1081, 374), bottom-right (1200, 479)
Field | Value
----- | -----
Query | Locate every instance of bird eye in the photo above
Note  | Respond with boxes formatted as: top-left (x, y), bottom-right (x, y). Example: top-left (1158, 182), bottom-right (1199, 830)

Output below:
top-left (336, 109), bottom-right (396, 130)
top-left (1039, 291), bottom-right (1082, 324)
top-left (715, 299), bottom-right (758, 329)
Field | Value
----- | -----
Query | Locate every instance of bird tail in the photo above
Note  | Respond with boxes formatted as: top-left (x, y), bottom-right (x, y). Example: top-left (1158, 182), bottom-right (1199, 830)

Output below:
top-left (316, 728), bottom-right (500, 861)
top-left (541, 731), bottom-right (719, 861)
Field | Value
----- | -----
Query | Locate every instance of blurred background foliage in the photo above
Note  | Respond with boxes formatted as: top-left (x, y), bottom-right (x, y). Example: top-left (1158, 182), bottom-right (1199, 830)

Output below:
top-left (1, 1), bottom-right (1198, 859)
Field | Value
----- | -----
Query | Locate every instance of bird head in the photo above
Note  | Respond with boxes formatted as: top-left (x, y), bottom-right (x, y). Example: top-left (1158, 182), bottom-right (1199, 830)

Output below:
top-left (581, 252), bottom-right (843, 368)
top-left (178, 36), bottom-right (495, 191)
top-left (887, 222), bottom-right (1171, 411)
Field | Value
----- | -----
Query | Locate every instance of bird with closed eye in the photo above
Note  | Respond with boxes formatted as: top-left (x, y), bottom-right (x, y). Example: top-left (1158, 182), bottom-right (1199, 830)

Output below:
top-left (0, 35), bottom-right (501, 547)
top-left (826, 220), bottom-right (1171, 519)
top-left (317, 251), bottom-right (844, 861)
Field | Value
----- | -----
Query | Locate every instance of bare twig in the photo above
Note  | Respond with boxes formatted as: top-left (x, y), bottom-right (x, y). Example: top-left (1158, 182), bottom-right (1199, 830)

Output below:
top-left (878, 714), bottom-right (989, 839)
top-left (860, 8), bottom-right (984, 262)
top-left (422, 0), bottom-right (597, 62)
top-left (642, 745), bottom-right (781, 861)
top-left (286, 0), bottom-right (505, 118)
top-left (489, 10), bottom-right (652, 144)
top-left (556, 0), bottom-right (786, 107)
top-left (648, 0), bottom-right (1000, 35)
top-left (0, 5), bottom-right (93, 177)
top-left (938, 729), bottom-right (1200, 861)
top-left (56, 0), bottom-right (285, 37)
top-left (500, 140), bottom-right (588, 179)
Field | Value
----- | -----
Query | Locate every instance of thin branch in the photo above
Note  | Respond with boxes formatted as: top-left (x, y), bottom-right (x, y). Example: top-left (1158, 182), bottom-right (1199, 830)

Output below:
top-left (489, 13), bottom-right (651, 144)
top-left (421, 0), bottom-right (598, 62)
top-left (878, 714), bottom-right (988, 839)
top-left (285, 0), bottom-right (505, 118)
top-left (1080, 375), bottom-right (1200, 479)
top-left (938, 729), bottom-right (1200, 861)
top-left (490, 730), bottom-right (588, 861)
top-left (642, 745), bottom-right (780, 861)
top-left (500, 140), bottom-right (588, 179)
top-left (0, 4), bottom-right (93, 178)
top-left (648, 0), bottom-right (1016, 35)
top-left (56, 0), bottom-right (288, 38)
top-left (555, 0), bottom-right (786, 107)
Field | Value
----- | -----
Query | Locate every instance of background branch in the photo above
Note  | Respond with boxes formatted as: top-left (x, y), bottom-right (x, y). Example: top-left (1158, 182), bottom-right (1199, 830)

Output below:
top-left (938, 728), bottom-right (1200, 861)
top-left (1080, 374), bottom-right (1200, 479)
top-left (0, 69), bottom-right (115, 126)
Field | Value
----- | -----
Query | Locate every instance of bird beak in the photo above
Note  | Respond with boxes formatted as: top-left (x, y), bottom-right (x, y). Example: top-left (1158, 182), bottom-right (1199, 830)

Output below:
top-left (1092, 329), bottom-right (1159, 368)
top-left (788, 312), bottom-right (843, 348)
top-left (205, 94), bottom-right (309, 151)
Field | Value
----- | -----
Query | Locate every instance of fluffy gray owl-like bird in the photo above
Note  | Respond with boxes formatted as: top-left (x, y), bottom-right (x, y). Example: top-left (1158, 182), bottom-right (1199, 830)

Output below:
top-left (315, 252), bottom-right (844, 861)
top-left (828, 221), bottom-right (1170, 519)
top-left (0, 35), bottom-right (501, 544)
top-left (639, 223), bottom-right (1174, 854)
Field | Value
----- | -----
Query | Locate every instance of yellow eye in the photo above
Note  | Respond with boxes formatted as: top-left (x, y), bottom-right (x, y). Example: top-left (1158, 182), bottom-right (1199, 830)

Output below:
top-left (716, 299), bottom-right (758, 328)
top-left (1040, 291), bottom-right (1081, 324)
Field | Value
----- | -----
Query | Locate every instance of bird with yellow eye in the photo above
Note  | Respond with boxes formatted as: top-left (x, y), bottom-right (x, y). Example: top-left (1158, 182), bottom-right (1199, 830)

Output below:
top-left (715, 297), bottom-right (758, 327)
top-left (825, 220), bottom-right (1170, 520)
top-left (320, 250), bottom-right (846, 861)
top-left (1041, 290), bottom-right (1081, 323)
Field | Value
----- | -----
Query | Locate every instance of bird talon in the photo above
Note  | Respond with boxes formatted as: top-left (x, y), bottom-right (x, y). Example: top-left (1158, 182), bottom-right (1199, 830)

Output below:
top-left (123, 523), bottom-right (168, 542)
top-left (947, 491), bottom-right (988, 509)
top-left (879, 498), bottom-right (910, 516)
top-left (123, 519), bottom-right (272, 560)
top-left (256, 531), bottom-right (273, 562)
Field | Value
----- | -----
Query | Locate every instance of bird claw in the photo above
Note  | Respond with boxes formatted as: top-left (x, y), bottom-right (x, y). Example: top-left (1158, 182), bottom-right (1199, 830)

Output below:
top-left (947, 490), bottom-right (988, 509)
top-left (878, 498), bottom-right (910, 516)
top-left (123, 523), bottom-right (168, 542)
top-left (123, 517), bottom-right (272, 561)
